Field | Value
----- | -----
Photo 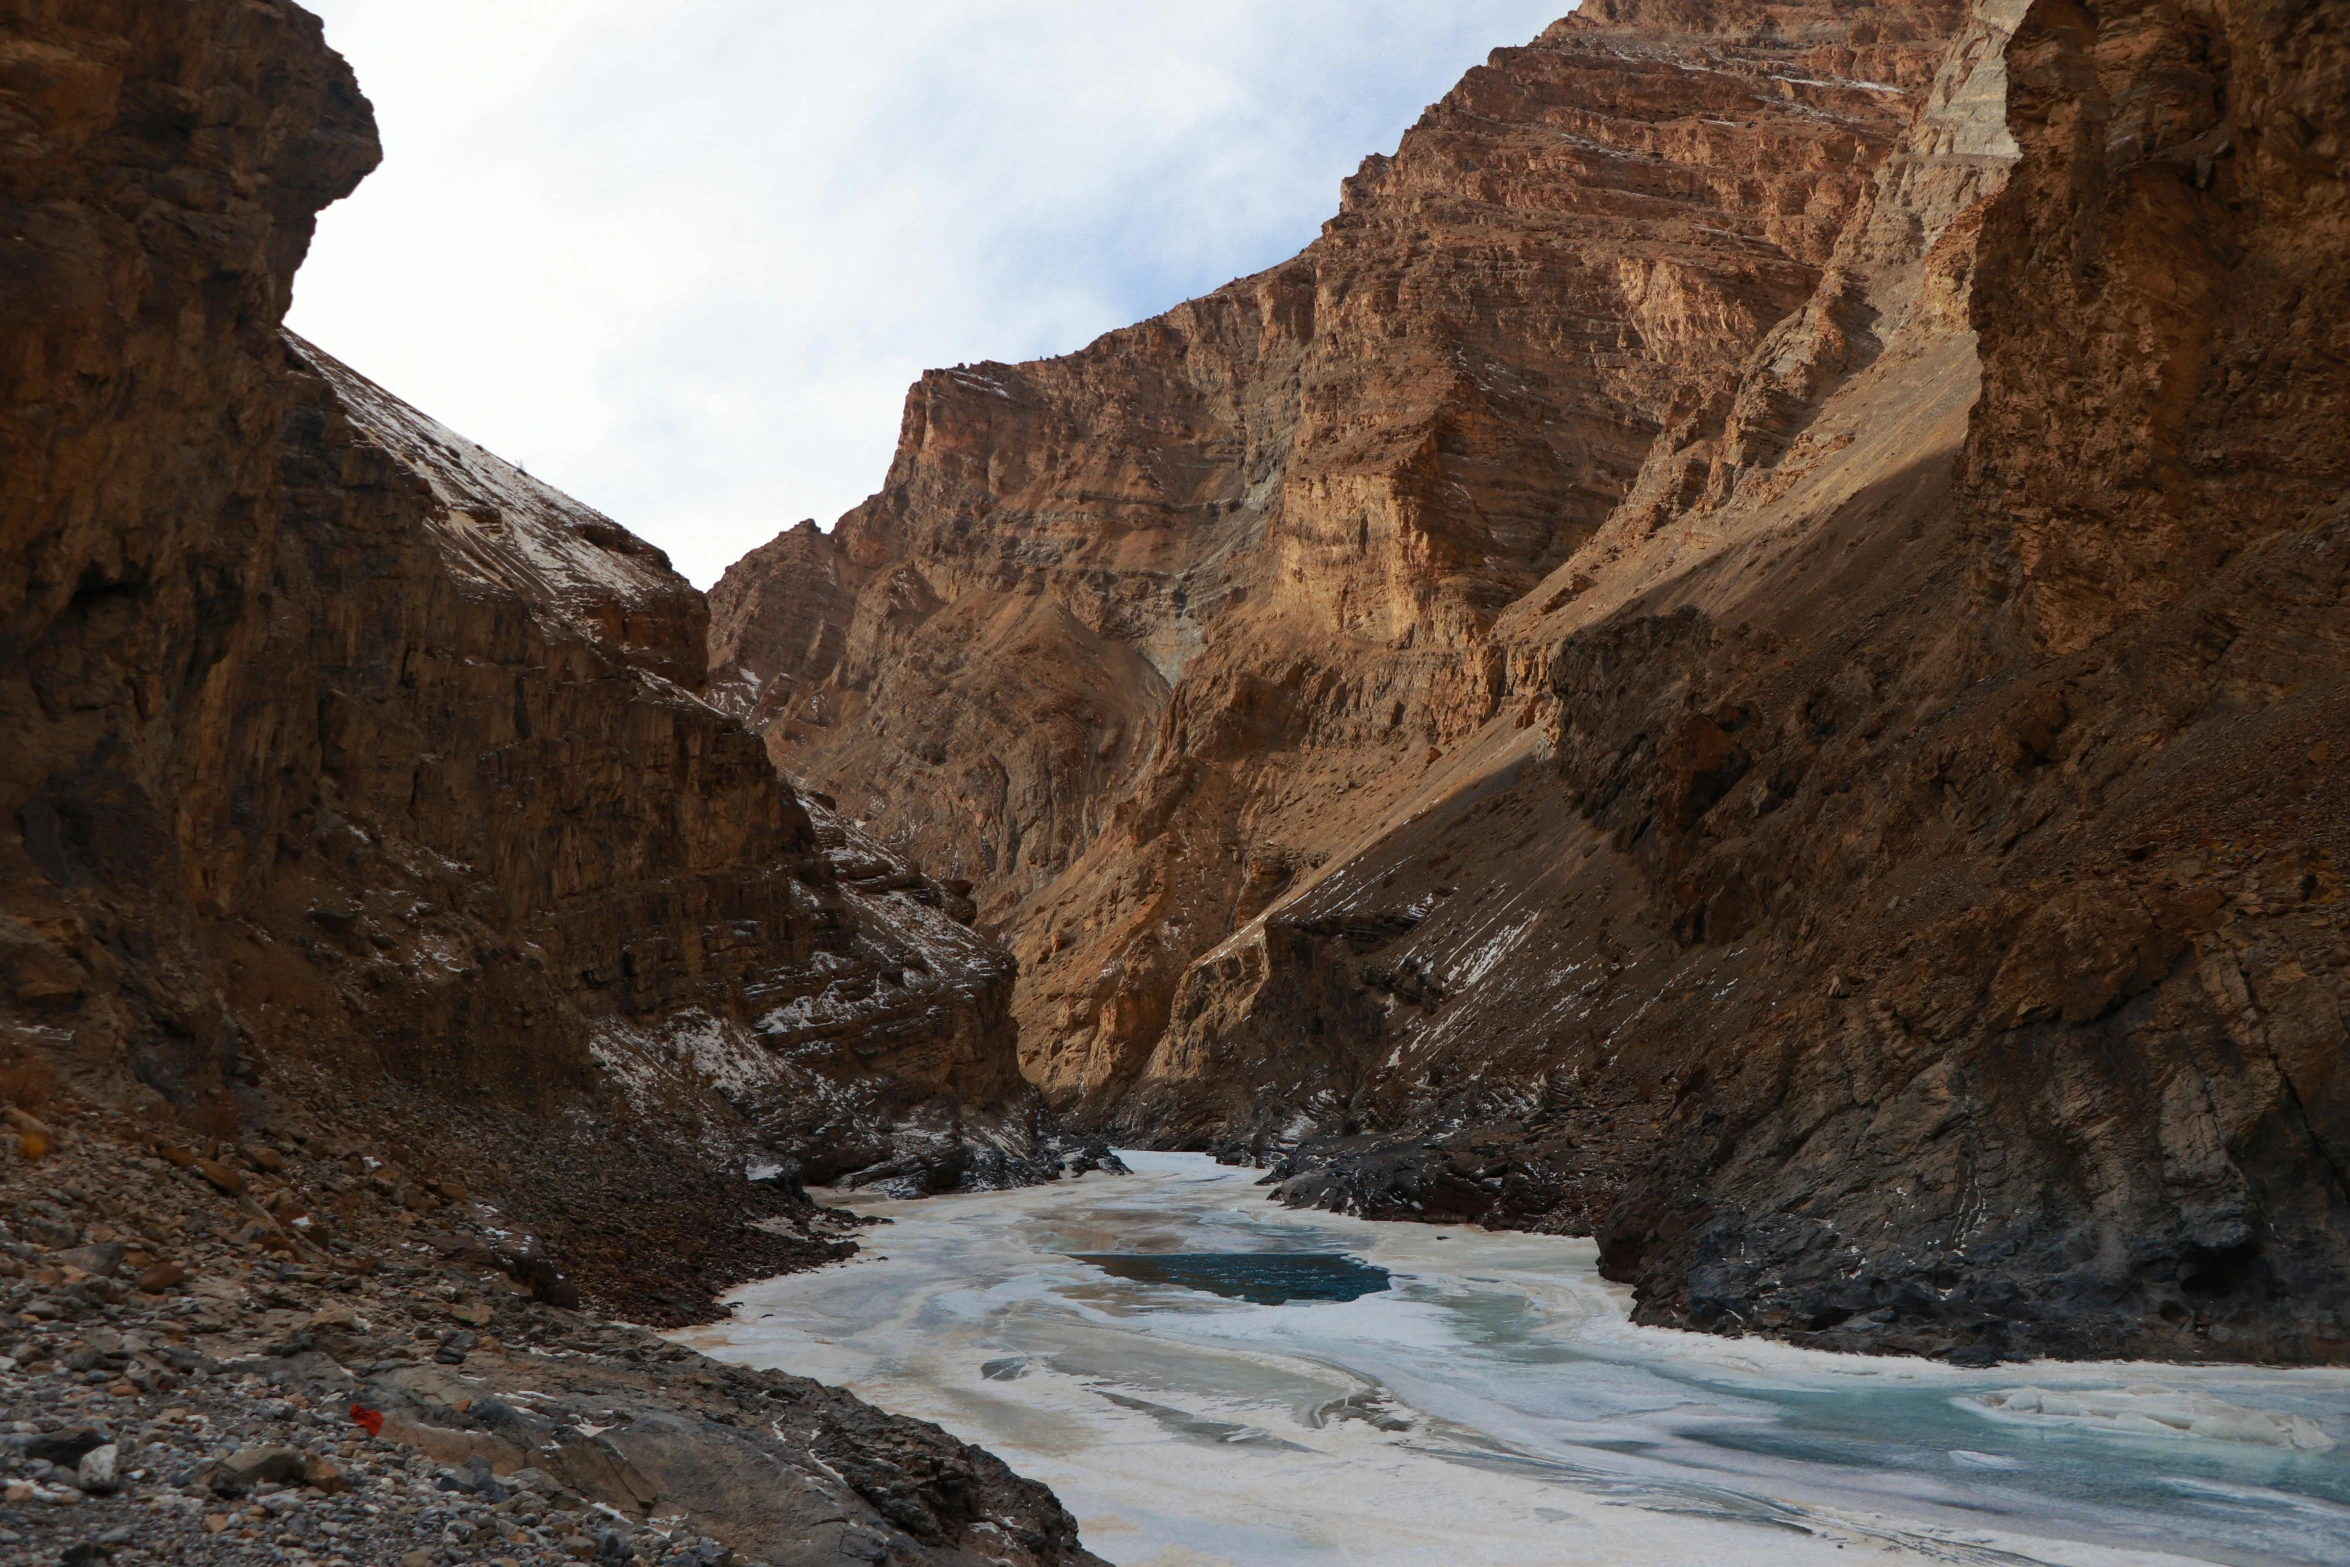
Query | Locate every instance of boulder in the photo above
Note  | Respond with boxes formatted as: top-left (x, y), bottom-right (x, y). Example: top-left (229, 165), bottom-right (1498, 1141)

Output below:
top-left (25, 1428), bottom-right (104, 1466)
top-left (75, 1444), bottom-right (118, 1495)
top-left (193, 1161), bottom-right (249, 1198)
top-left (134, 1261), bottom-right (188, 1292)
top-left (54, 1243), bottom-right (125, 1279)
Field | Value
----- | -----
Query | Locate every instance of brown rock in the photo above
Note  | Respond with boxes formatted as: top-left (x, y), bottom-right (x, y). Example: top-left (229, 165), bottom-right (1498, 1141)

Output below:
top-left (216, 1446), bottom-right (306, 1493)
top-left (304, 1453), bottom-right (352, 1495)
top-left (194, 1162), bottom-right (250, 1199)
top-left (716, 0), bottom-right (1969, 1107)
top-left (4, 1109), bottom-right (53, 1159)
top-left (136, 1261), bottom-right (189, 1292)
top-left (0, 0), bottom-right (376, 1094)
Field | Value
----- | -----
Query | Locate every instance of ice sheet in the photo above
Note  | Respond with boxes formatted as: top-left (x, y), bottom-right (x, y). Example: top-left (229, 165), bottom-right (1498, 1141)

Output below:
top-left (675, 1154), bottom-right (2350, 1567)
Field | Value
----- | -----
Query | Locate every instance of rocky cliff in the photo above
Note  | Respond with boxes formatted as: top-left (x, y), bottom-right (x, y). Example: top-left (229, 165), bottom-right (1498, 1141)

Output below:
top-left (717, 0), bottom-right (2350, 1365)
top-left (0, 0), bottom-right (1046, 1322)
top-left (713, 0), bottom-right (1966, 1098)
top-left (0, 9), bottom-right (1119, 1560)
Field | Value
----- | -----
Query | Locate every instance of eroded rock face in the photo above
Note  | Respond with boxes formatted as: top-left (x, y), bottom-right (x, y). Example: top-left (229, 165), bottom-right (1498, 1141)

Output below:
top-left (0, 0), bottom-right (378, 1084)
top-left (715, 0), bottom-right (1967, 1102)
top-left (719, 0), bottom-right (2350, 1363)
top-left (1966, 0), bottom-right (2350, 660)
top-left (259, 342), bottom-right (1039, 1258)
top-left (0, 0), bottom-right (1036, 1308)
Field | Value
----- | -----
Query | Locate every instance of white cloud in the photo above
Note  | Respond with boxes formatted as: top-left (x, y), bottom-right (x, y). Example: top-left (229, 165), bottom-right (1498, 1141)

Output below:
top-left (289, 1), bottom-right (1571, 587)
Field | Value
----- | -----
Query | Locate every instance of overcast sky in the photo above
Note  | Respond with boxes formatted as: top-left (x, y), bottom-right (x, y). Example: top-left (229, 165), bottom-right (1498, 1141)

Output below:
top-left (288, 2), bottom-right (1570, 587)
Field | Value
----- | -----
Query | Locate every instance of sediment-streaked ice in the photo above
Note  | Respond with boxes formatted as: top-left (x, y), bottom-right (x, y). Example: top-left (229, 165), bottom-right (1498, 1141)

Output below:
top-left (674, 1154), bottom-right (2350, 1567)
top-left (1963, 1386), bottom-right (2337, 1451)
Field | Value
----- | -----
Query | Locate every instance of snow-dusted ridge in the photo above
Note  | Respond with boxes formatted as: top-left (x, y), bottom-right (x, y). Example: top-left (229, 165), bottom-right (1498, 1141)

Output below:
top-left (291, 333), bottom-right (701, 681)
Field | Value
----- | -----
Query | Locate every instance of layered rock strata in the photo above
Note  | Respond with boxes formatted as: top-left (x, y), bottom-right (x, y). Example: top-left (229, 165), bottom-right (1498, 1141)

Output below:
top-left (0, 0), bottom-right (1047, 1325)
top-left (719, 0), bottom-right (2350, 1364)
top-left (716, 0), bottom-right (1971, 1101)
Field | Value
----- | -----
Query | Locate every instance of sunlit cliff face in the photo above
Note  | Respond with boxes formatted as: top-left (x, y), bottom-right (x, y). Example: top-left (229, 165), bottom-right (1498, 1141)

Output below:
top-left (288, 0), bottom-right (1571, 588)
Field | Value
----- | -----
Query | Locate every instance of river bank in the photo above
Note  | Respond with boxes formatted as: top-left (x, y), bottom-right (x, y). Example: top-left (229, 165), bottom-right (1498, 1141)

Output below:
top-left (680, 1154), bottom-right (2350, 1567)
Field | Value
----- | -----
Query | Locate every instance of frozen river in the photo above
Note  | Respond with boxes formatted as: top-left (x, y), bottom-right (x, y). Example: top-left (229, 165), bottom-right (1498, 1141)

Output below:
top-left (675, 1154), bottom-right (2350, 1567)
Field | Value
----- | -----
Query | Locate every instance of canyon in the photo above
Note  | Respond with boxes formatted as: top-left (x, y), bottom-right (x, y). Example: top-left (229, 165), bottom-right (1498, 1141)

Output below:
top-left (2, 0), bottom-right (2347, 1562)
top-left (715, 0), bottom-right (2350, 1367)
top-left (0, 1), bottom-right (2345, 1561)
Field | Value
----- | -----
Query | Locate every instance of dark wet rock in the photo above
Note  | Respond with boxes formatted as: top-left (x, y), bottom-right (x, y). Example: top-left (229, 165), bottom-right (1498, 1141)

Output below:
top-left (1061, 1139), bottom-right (1128, 1178)
top-left (814, 1114), bottom-right (1128, 1201)
top-left (24, 1427), bottom-right (104, 1466)
top-left (1261, 1121), bottom-right (1616, 1236)
top-left (844, 1142), bottom-right (971, 1197)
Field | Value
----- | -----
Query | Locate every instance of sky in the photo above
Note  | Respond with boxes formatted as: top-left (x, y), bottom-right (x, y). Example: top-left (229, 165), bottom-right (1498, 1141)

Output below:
top-left (288, 1), bottom-right (1571, 588)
